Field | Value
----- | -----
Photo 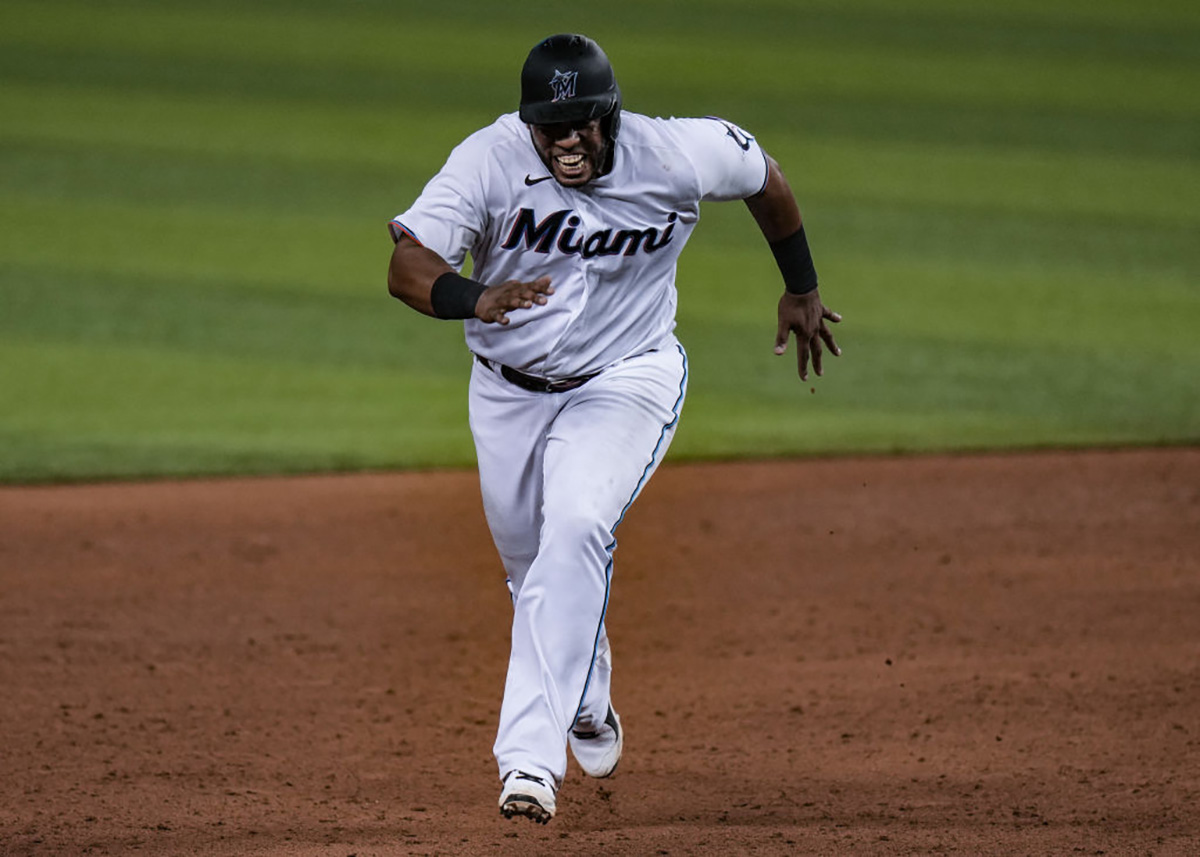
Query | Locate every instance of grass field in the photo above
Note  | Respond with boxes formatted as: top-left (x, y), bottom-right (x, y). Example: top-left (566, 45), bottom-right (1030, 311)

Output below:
top-left (1, 0), bottom-right (1197, 482)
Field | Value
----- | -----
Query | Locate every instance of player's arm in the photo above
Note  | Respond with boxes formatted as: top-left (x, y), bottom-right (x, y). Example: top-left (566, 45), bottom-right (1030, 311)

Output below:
top-left (387, 235), bottom-right (554, 325)
top-left (745, 155), bottom-right (841, 381)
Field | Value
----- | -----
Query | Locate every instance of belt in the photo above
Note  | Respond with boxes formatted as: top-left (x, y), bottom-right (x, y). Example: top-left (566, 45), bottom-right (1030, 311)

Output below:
top-left (475, 354), bottom-right (599, 394)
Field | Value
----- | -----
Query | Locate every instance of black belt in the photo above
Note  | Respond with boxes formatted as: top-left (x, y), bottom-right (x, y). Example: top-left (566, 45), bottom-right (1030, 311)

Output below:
top-left (475, 354), bottom-right (598, 394)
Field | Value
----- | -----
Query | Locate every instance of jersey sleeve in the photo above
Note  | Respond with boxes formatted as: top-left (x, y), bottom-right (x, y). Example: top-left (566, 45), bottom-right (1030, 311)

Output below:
top-left (669, 116), bottom-right (769, 202)
top-left (388, 131), bottom-right (490, 270)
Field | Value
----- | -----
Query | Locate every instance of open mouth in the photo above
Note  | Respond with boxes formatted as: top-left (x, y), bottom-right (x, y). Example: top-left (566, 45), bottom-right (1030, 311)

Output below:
top-left (554, 152), bottom-right (588, 178)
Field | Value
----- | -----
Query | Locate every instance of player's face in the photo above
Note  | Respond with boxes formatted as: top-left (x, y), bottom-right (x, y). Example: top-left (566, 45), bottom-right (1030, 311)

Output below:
top-left (529, 118), bottom-right (608, 187)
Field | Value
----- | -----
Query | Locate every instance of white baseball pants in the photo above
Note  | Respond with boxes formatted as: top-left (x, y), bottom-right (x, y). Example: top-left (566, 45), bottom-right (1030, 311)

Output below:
top-left (469, 341), bottom-right (688, 788)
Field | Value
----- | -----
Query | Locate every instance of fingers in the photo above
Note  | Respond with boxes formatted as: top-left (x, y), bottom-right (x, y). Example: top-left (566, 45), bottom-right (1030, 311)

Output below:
top-left (509, 280), bottom-right (552, 310)
top-left (819, 320), bottom-right (841, 357)
top-left (511, 278), bottom-right (554, 309)
top-left (774, 317), bottom-right (790, 356)
top-left (794, 328), bottom-right (838, 380)
top-left (480, 277), bottom-right (555, 324)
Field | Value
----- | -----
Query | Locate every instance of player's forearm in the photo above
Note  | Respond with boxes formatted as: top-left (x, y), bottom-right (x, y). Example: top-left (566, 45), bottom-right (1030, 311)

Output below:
top-left (387, 236), bottom-right (453, 317)
top-left (746, 155), bottom-right (819, 296)
top-left (388, 236), bottom-right (491, 320)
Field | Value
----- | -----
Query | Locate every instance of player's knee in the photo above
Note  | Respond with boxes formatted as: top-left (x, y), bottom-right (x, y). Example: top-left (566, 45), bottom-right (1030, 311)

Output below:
top-left (541, 504), bottom-right (613, 552)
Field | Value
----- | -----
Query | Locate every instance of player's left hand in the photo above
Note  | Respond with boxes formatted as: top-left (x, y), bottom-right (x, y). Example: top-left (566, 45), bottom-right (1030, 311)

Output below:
top-left (774, 290), bottom-right (841, 381)
top-left (476, 276), bottom-right (555, 325)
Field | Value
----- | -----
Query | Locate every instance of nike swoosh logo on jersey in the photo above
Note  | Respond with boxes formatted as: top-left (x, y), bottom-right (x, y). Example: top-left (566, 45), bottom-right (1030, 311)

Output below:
top-left (706, 116), bottom-right (754, 151)
top-left (525, 175), bottom-right (554, 186)
top-left (723, 125), bottom-right (752, 151)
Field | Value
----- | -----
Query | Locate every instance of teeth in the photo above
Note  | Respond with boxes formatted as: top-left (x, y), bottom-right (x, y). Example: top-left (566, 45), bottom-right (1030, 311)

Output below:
top-left (557, 154), bottom-right (584, 166)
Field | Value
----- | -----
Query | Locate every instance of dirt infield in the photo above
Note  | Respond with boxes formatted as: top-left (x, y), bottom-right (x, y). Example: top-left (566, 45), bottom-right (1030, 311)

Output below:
top-left (1, 449), bottom-right (1197, 856)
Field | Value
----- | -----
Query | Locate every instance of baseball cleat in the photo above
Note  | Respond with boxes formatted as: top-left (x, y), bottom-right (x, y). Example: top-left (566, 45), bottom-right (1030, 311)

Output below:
top-left (569, 705), bottom-right (623, 778)
top-left (499, 771), bottom-right (556, 824)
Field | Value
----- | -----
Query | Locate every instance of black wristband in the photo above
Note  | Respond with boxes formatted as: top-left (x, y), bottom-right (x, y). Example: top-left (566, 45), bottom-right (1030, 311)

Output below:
top-left (430, 272), bottom-right (488, 319)
top-left (769, 226), bottom-right (819, 295)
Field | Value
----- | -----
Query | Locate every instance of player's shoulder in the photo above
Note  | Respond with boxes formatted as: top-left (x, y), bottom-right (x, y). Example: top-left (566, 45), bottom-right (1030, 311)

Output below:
top-left (645, 113), bottom-right (755, 143)
top-left (438, 113), bottom-right (531, 191)
top-left (616, 111), bottom-right (680, 146)
top-left (618, 112), bottom-right (757, 159)
top-left (454, 112), bottom-right (528, 154)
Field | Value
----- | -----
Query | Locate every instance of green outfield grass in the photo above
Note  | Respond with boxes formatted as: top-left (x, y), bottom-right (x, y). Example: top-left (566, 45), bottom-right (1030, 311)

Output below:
top-left (1, 0), bottom-right (1197, 482)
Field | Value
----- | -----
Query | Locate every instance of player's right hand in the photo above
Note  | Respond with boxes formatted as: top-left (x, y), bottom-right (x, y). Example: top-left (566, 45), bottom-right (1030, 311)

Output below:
top-left (774, 290), bottom-right (842, 381)
top-left (475, 276), bottom-right (554, 325)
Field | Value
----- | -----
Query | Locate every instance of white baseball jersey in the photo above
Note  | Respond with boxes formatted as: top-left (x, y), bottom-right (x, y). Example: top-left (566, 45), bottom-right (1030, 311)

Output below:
top-left (390, 111), bottom-right (768, 378)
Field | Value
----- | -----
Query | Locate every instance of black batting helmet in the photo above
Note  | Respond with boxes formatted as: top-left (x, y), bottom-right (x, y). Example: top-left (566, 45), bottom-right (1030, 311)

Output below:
top-left (519, 34), bottom-right (622, 141)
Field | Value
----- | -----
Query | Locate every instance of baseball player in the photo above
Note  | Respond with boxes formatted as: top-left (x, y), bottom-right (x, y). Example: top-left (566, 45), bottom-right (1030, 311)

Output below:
top-left (387, 34), bottom-right (840, 824)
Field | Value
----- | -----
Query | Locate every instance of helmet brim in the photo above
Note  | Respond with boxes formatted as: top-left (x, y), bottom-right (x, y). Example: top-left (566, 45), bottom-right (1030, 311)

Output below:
top-left (519, 92), bottom-right (619, 127)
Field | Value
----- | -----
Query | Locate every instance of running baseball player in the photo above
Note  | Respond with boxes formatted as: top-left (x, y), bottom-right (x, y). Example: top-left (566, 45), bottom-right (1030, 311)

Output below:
top-left (387, 34), bottom-right (840, 824)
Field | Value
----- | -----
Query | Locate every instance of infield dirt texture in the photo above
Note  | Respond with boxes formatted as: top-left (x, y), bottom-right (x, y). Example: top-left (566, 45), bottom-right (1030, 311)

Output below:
top-left (3, 448), bottom-right (1197, 855)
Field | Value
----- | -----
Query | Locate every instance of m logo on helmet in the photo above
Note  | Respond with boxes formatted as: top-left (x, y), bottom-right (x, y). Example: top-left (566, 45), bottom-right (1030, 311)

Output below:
top-left (549, 69), bottom-right (578, 102)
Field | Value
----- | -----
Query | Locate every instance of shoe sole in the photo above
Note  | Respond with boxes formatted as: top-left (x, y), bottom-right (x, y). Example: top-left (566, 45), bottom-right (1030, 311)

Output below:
top-left (500, 795), bottom-right (553, 824)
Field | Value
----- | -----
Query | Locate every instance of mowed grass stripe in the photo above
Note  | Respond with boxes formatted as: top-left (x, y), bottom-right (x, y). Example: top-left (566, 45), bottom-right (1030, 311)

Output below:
top-left (663, 0), bottom-right (1200, 31)
top-left (0, 339), bottom-right (477, 481)
top-left (670, 402), bottom-right (1163, 459)
top-left (779, 99), bottom-right (1198, 162)
top-left (0, 140), bottom-right (405, 219)
top-left (0, 197), bottom-right (385, 296)
top-left (688, 192), bottom-right (1196, 284)
top-left (773, 140), bottom-right (1200, 226)
top-left (0, 265), bottom-right (464, 373)
top-left (674, 320), bottom-right (1200, 453)
top-left (0, 83), bottom-right (479, 173)
top-left (8, 0), bottom-right (1197, 75)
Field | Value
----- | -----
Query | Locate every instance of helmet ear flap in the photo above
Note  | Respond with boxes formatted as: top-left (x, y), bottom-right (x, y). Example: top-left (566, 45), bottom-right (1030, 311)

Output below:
top-left (601, 90), bottom-right (622, 143)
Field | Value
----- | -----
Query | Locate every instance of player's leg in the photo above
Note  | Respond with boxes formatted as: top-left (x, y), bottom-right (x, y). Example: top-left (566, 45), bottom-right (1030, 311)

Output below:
top-left (468, 359), bottom-right (554, 596)
top-left (493, 344), bottom-right (688, 787)
top-left (567, 626), bottom-right (623, 778)
top-left (572, 628), bottom-right (611, 734)
top-left (470, 359), bottom-right (567, 820)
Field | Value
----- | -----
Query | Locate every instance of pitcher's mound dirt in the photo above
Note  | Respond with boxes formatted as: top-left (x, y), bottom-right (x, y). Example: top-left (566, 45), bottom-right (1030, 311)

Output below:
top-left (2, 448), bottom-right (1197, 855)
